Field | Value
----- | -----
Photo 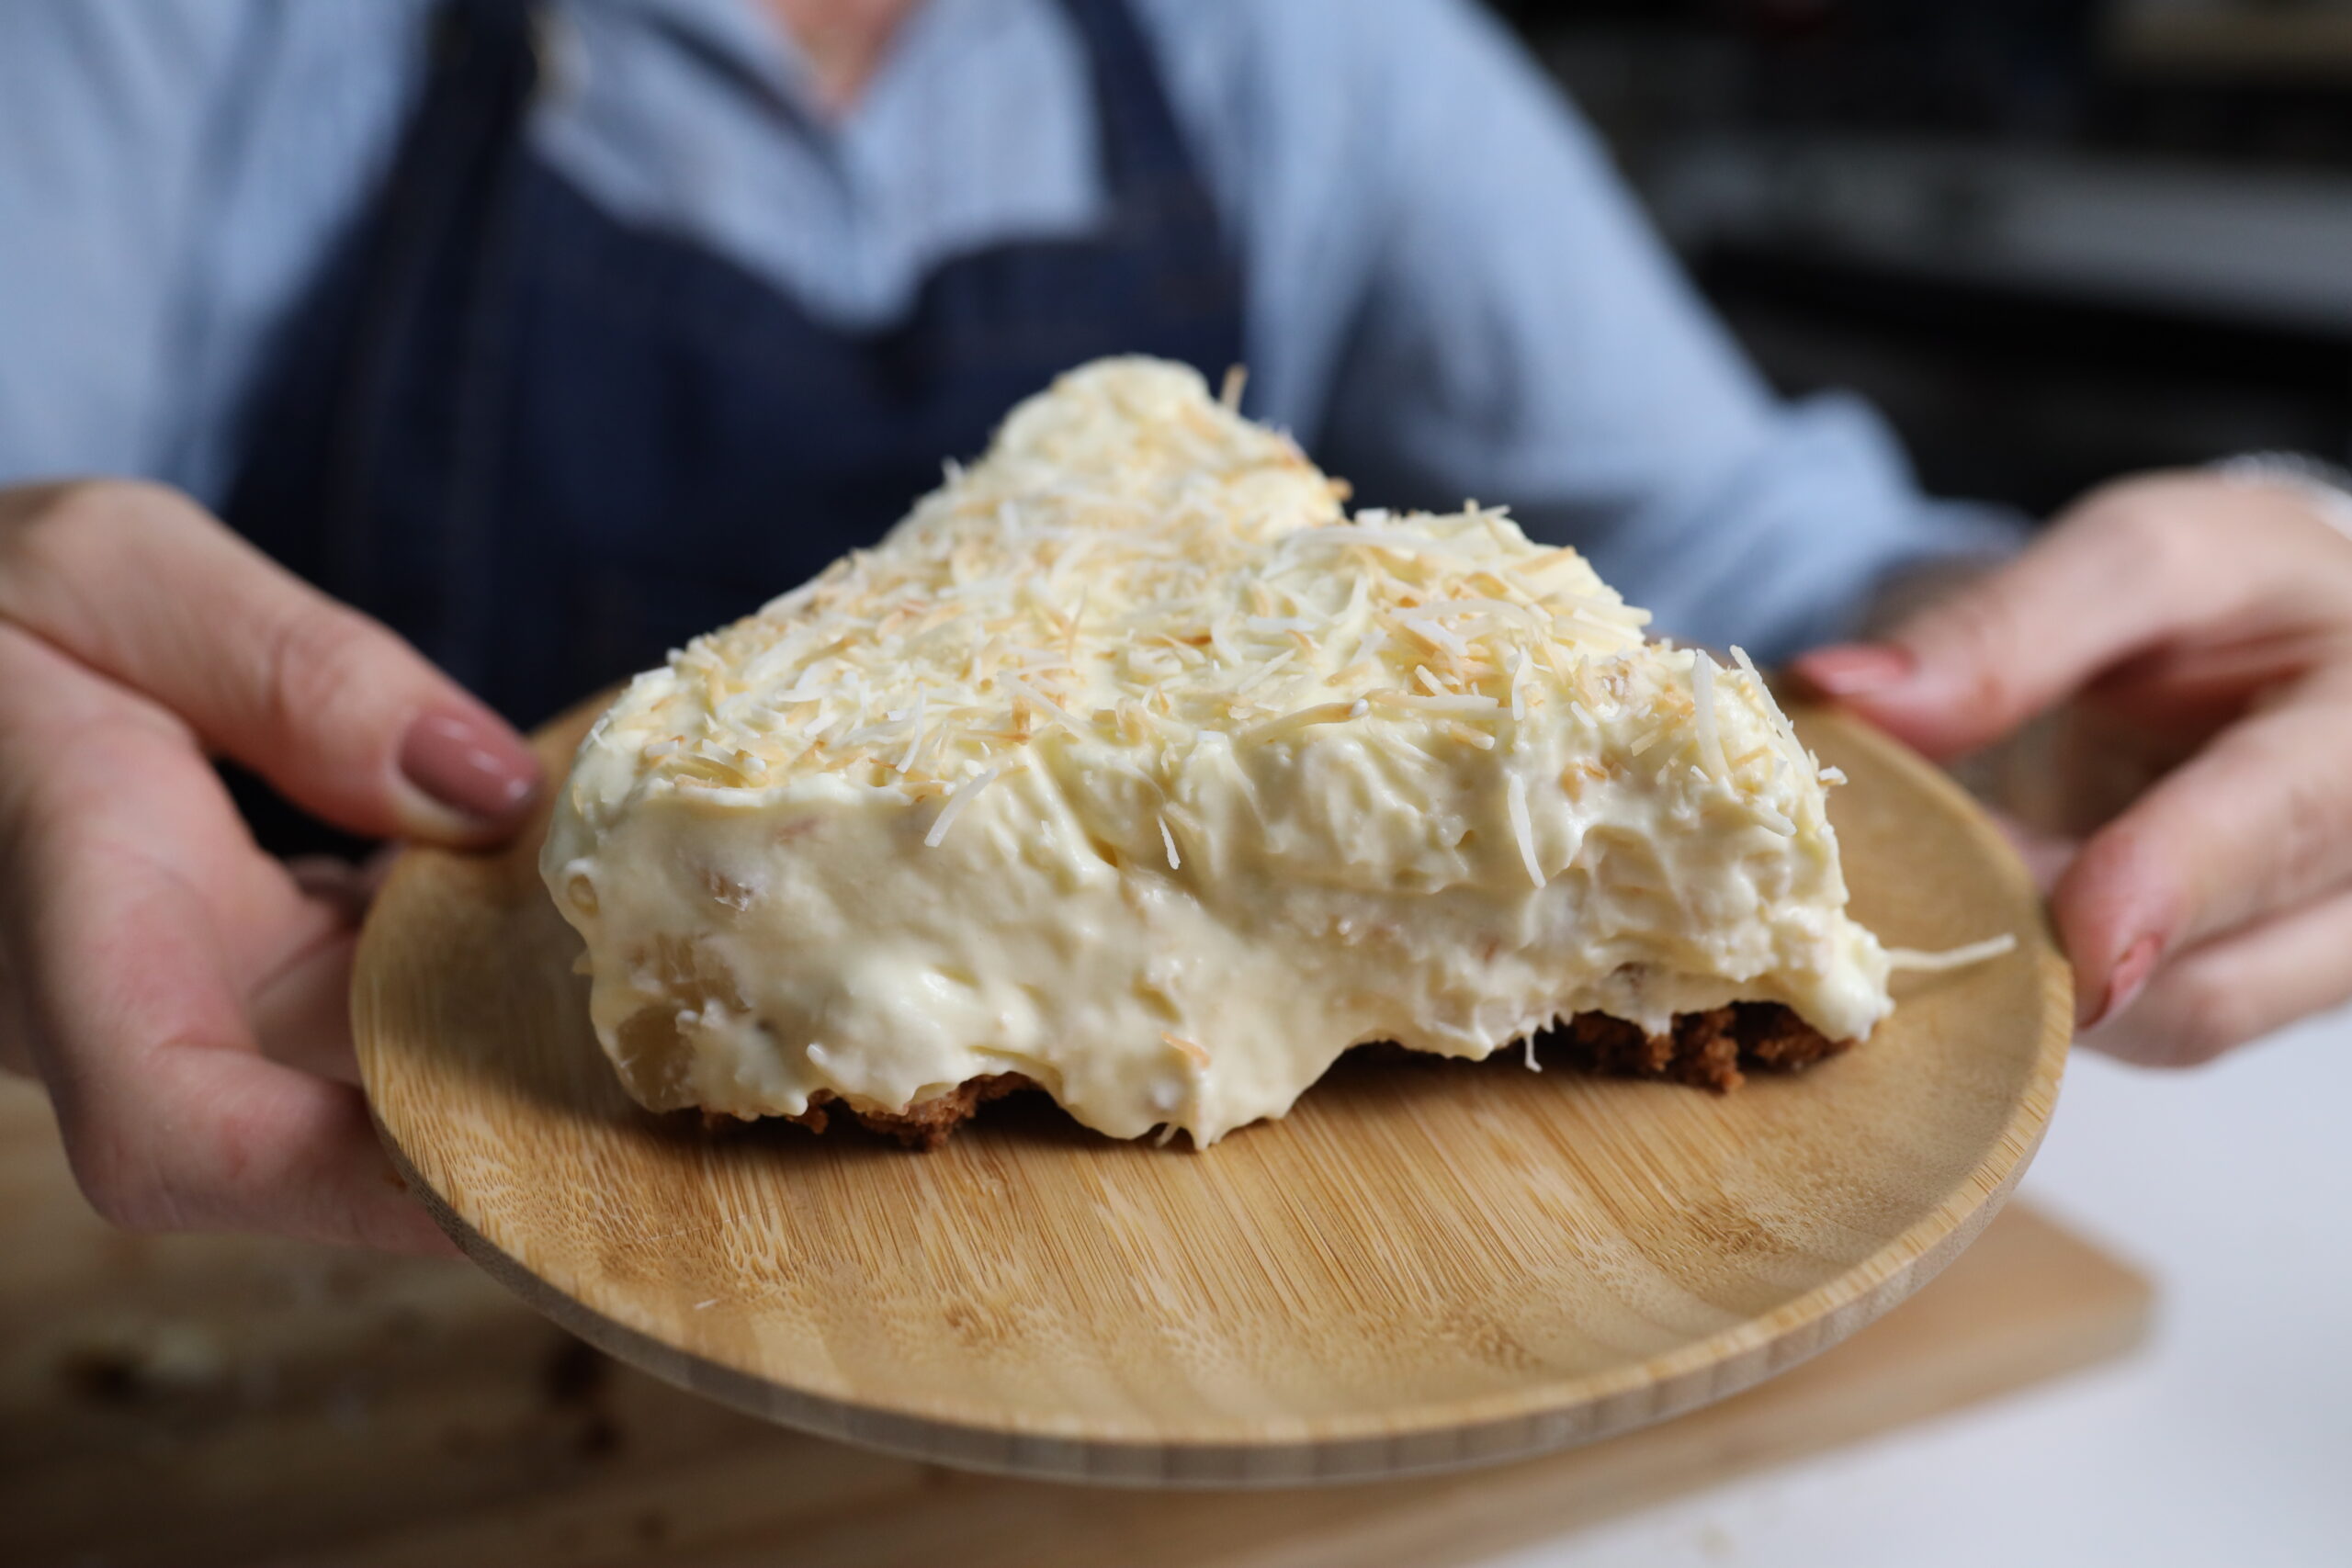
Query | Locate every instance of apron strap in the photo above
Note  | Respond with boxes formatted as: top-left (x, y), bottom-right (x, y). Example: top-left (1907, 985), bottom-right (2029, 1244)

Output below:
top-left (321, 0), bottom-right (540, 672)
top-left (1054, 0), bottom-right (1202, 195)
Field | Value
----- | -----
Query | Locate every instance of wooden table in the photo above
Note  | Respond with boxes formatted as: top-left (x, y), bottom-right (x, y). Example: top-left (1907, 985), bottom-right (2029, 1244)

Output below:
top-left (0, 1078), bottom-right (2149, 1568)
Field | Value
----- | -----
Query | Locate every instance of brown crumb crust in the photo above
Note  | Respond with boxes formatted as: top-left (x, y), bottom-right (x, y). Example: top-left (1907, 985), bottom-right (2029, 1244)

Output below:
top-left (790, 1073), bottom-right (1036, 1151)
top-left (1546, 1001), bottom-right (1850, 1092)
top-left (700, 1004), bottom-right (1849, 1149)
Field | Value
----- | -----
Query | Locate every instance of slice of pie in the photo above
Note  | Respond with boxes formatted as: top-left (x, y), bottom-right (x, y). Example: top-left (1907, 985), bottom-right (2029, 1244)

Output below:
top-left (540, 357), bottom-right (1894, 1147)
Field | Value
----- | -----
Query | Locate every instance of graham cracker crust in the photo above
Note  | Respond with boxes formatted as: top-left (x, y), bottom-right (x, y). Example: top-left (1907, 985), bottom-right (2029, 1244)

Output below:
top-left (777, 1073), bottom-right (1037, 1152)
top-left (1550, 1001), bottom-right (1849, 1091)
top-left (705, 1003), bottom-right (1849, 1150)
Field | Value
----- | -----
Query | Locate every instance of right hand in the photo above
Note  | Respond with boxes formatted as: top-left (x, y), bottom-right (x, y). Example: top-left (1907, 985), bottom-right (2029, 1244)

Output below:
top-left (1794, 472), bottom-right (2352, 1068)
top-left (0, 479), bottom-right (541, 1251)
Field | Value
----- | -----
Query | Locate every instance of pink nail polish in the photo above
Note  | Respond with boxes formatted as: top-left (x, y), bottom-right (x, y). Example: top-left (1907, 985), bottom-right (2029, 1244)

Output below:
top-left (1790, 644), bottom-right (1916, 700)
top-left (398, 707), bottom-right (540, 829)
top-left (2080, 932), bottom-right (2163, 1032)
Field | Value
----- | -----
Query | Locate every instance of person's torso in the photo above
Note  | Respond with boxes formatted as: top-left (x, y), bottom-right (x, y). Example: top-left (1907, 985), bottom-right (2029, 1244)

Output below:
top-left (221, 0), bottom-right (1246, 728)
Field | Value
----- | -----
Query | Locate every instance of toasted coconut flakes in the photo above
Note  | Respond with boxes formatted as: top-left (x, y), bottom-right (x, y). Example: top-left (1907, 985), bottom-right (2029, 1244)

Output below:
top-left (923, 763), bottom-right (1002, 848)
top-left (1371, 690), bottom-right (1500, 716)
top-left (1232, 647), bottom-right (1297, 696)
top-left (604, 362), bottom-right (1852, 1017)
top-left (1690, 651), bottom-right (1728, 782)
top-left (1161, 1032), bottom-right (1210, 1068)
top-left (1003, 673), bottom-right (1083, 734)
top-left (1886, 934), bottom-right (2018, 972)
top-left (1505, 773), bottom-right (1544, 888)
top-left (1447, 721), bottom-right (1498, 751)
top-left (1240, 702), bottom-right (1361, 744)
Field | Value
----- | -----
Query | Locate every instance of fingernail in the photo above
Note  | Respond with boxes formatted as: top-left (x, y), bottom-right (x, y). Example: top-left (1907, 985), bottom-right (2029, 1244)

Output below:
top-left (2079, 932), bottom-right (2163, 1032)
top-left (398, 706), bottom-right (539, 833)
top-left (1789, 644), bottom-right (1917, 699)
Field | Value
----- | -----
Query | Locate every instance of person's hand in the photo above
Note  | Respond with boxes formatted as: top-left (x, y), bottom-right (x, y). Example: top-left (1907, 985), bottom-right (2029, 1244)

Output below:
top-left (1793, 471), bottom-right (2352, 1068)
top-left (0, 479), bottom-right (541, 1250)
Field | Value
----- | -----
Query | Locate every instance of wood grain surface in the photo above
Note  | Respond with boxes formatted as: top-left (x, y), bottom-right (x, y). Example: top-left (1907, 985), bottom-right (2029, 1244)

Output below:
top-left (0, 1077), bottom-right (2150, 1568)
top-left (351, 703), bottom-right (2074, 1484)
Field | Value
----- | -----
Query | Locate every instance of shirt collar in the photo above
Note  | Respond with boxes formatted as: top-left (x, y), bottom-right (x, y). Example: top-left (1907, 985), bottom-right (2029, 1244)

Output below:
top-left (563, 0), bottom-right (831, 125)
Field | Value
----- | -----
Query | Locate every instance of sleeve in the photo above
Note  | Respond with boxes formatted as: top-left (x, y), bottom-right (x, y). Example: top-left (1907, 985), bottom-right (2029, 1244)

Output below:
top-left (0, 2), bottom-right (252, 486)
top-left (1303, 0), bottom-right (2023, 661)
top-left (0, 1), bottom-right (425, 501)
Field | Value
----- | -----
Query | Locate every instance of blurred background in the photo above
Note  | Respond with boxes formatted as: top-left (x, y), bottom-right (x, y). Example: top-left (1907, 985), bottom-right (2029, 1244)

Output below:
top-left (5, 6), bottom-right (2349, 1566)
top-left (1493, 0), bottom-right (2352, 519)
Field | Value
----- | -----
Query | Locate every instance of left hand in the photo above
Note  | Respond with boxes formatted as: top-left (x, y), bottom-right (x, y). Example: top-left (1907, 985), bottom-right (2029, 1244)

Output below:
top-left (1792, 471), bottom-right (2352, 1067)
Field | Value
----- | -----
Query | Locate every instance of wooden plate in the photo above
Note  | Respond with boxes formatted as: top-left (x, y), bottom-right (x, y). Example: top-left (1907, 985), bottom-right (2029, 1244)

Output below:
top-left (354, 701), bottom-right (2071, 1486)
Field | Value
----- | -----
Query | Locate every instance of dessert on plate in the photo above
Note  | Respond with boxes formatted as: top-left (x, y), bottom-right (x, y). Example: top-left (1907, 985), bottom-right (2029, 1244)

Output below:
top-left (541, 356), bottom-right (1904, 1148)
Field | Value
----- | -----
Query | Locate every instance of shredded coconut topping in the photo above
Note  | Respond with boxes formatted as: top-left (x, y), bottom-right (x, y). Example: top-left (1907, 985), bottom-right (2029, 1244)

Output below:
top-left (922, 761), bottom-right (1002, 848)
top-left (608, 359), bottom-right (1675, 816)
top-left (1690, 649), bottom-right (1728, 782)
top-left (1885, 934), bottom-right (2018, 973)
top-left (1505, 773), bottom-right (1544, 889)
top-left (546, 359), bottom-right (1897, 1145)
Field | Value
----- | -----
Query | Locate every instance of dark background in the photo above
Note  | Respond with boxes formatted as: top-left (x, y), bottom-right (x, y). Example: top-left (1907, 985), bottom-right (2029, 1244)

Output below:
top-left (1490, 0), bottom-right (2352, 518)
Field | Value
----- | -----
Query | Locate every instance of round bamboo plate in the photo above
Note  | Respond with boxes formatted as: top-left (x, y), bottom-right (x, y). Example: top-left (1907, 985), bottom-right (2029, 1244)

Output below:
top-left (354, 701), bottom-right (2071, 1487)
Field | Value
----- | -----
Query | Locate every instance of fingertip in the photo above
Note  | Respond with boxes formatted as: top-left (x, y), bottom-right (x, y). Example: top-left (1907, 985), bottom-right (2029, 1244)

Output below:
top-left (2079, 931), bottom-right (2163, 1032)
top-left (358, 1172), bottom-right (466, 1258)
top-left (1788, 641), bottom-right (1987, 759)
top-left (405, 1228), bottom-right (466, 1261)
top-left (362, 1130), bottom-right (464, 1258)
top-left (393, 705), bottom-right (542, 846)
top-left (2052, 827), bottom-right (2181, 1032)
top-left (281, 1077), bottom-right (464, 1255)
top-left (1787, 643), bottom-right (1917, 701)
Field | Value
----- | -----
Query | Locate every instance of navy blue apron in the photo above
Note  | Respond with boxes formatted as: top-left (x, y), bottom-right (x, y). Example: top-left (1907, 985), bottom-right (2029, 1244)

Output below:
top-left (221, 0), bottom-right (1243, 848)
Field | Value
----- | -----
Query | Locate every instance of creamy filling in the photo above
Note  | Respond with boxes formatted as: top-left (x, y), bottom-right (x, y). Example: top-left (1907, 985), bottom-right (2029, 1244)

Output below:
top-left (542, 357), bottom-right (1892, 1145)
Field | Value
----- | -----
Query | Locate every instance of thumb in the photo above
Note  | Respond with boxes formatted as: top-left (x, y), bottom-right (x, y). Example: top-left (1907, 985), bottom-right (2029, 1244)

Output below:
top-left (1788, 486), bottom-right (2231, 760)
top-left (0, 481), bottom-right (539, 844)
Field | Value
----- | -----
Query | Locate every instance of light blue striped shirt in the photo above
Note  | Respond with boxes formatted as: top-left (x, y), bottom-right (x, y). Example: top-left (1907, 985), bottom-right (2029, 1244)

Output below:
top-left (0, 0), bottom-right (2018, 659)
